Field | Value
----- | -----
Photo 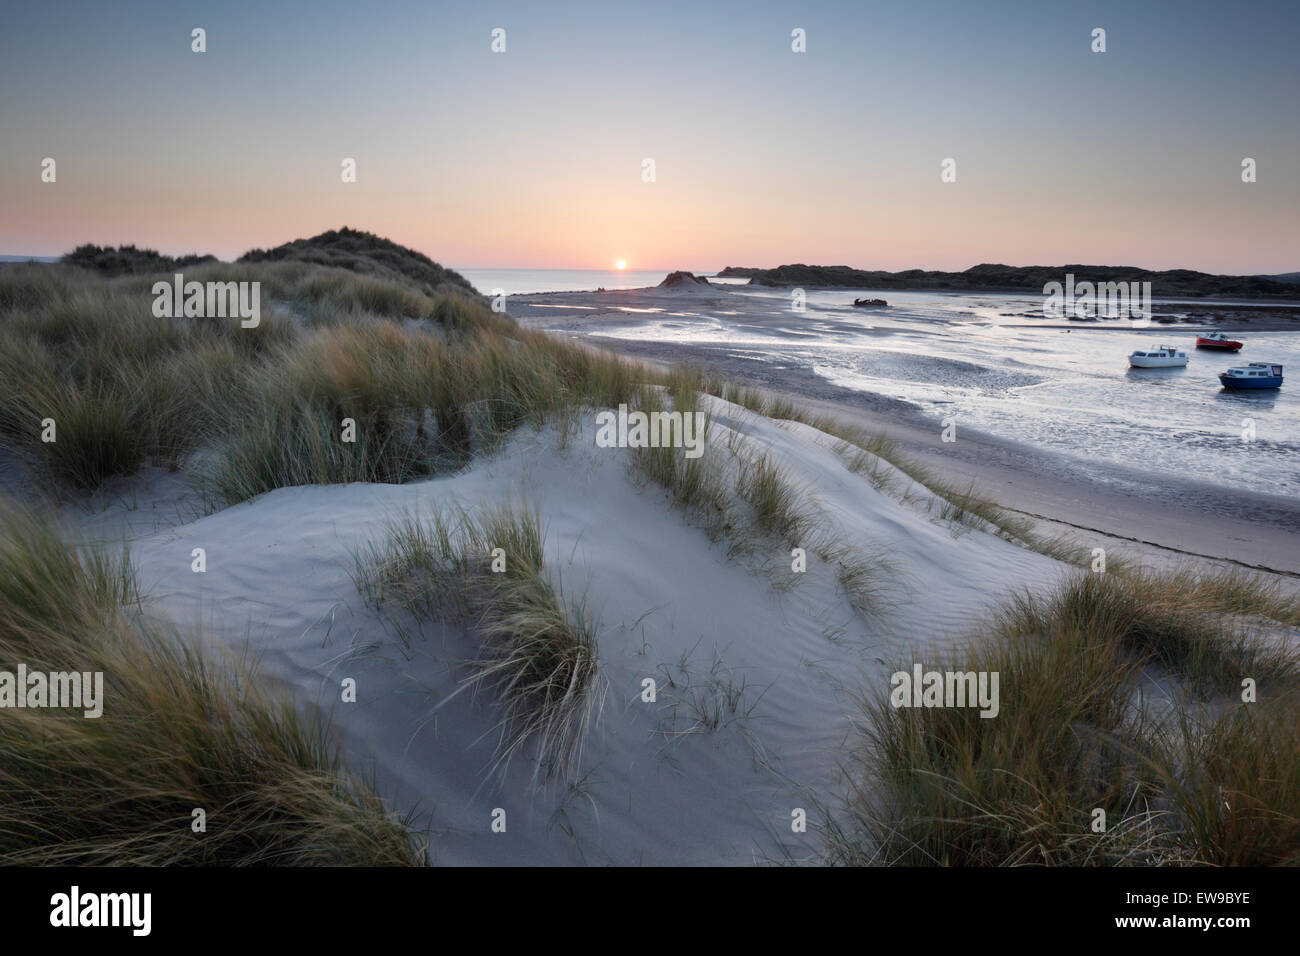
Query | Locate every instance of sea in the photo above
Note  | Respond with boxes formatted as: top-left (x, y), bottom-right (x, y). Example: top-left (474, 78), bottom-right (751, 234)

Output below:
top-left (460, 269), bottom-right (1300, 500)
top-left (455, 268), bottom-right (692, 295)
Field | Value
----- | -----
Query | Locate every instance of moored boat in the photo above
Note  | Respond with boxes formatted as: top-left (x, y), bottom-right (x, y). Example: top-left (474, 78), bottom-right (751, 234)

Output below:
top-left (1129, 345), bottom-right (1188, 368)
top-left (1219, 363), bottom-right (1283, 389)
top-left (853, 298), bottom-right (888, 308)
top-left (1196, 331), bottom-right (1243, 351)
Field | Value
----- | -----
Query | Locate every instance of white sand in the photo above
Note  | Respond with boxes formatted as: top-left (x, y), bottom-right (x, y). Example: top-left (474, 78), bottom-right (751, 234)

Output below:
top-left (111, 396), bottom-right (1071, 864)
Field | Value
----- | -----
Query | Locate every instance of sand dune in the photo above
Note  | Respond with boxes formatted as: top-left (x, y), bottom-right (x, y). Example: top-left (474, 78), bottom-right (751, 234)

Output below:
top-left (121, 398), bottom-right (1070, 864)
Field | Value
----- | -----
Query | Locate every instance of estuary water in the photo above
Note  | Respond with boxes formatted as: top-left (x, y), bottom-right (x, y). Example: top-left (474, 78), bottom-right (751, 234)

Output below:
top-left (475, 270), bottom-right (1300, 499)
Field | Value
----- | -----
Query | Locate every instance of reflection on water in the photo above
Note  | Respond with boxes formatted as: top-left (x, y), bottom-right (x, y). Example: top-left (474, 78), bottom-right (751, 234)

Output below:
top-left (596, 285), bottom-right (1300, 498)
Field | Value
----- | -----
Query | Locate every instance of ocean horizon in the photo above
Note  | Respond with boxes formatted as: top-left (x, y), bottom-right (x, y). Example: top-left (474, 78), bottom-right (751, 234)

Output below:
top-left (455, 267), bottom-right (700, 295)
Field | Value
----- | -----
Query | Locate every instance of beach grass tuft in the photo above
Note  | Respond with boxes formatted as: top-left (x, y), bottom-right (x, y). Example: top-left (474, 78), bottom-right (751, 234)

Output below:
top-left (626, 386), bottom-right (732, 542)
top-left (830, 567), bottom-right (1300, 866)
top-left (354, 503), bottom-right (604, 780)
top-left (0, 496), bottom-right (426, 866)
top-left (735, 451), bottom-right (813, 545)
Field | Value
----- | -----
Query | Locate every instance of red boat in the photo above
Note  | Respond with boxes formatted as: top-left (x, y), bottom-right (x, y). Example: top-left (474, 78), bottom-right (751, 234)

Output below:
top-left (1196, 331), bottom-right (1242, 351)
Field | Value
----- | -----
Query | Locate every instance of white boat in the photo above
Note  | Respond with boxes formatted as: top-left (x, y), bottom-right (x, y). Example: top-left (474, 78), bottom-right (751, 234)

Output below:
top-left (1129, 345), bottom-right (1188, 368)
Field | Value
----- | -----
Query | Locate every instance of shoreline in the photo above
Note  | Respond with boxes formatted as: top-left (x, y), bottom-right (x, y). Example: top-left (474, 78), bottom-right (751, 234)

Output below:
top-left (720, 282), bottom-right (1300, 305)
top-left (510, 289), bottom-right (1300, 579)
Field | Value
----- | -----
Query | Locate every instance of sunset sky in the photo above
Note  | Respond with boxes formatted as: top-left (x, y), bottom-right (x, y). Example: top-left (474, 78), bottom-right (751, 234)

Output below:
top-left (2, 0), bottom-right (1297, 273)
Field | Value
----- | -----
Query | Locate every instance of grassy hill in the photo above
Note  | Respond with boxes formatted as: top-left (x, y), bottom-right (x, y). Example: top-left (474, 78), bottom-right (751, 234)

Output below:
top-left (63, 243), bottom-right (218, 276)
top-left (239, 226), bottom-right (479, 298)
top-left (59, 227), bottom-right (480, 299)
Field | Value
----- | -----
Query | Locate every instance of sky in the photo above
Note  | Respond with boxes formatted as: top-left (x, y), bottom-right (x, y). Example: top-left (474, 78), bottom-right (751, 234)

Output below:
top-left (1, 0), bottom-right (1297, 273)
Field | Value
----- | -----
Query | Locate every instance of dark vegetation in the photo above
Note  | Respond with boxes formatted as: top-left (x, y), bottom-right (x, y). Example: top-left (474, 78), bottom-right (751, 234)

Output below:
top-left (240, 226), bottom-right (480, 298)
top-left (718, 263), bottom-right (1300, 298)
top-left (61, 227), bottom-right (480, 299)
top-left (63, 243), bottom-right (218, 276)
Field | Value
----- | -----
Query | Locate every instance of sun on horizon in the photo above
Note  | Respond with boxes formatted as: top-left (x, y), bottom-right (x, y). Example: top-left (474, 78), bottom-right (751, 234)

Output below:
top-left (615, 259), bottom-right (627, 270)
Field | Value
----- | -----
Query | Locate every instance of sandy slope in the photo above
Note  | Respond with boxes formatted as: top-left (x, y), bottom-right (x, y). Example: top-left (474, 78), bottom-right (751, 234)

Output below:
top-left (118, 397), bottom-right (1070, 864)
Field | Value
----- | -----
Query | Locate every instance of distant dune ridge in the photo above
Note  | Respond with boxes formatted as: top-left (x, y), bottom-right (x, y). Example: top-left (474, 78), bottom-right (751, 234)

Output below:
top-left (718, 263), bottom-right (1300, 298)
top-left (239, 227), bottom-right (479, 298)
top-left (62, 243), bottom-right (218, 276)
top-left (55, 227), bottom-right (480, 299)
top-left (27, 241), bottom-right (1297, 299)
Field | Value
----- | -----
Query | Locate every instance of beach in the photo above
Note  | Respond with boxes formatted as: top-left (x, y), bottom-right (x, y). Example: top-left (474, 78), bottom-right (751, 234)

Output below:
top-left (507, 281), bottom-right (1300, 578)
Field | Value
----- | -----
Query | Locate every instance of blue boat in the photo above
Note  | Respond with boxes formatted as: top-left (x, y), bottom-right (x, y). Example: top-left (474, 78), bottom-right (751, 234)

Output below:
top-left (1219, 362), bottom-right (1283, 389)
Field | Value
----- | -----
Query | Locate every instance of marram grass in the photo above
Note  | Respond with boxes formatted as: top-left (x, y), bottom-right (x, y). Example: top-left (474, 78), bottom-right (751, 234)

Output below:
top-left (0, 497), bottom-right (426, 866)
top-left (354, 503), bottom-right (604, 783)
top-left (829, 568), bottom-right (1300, 866)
